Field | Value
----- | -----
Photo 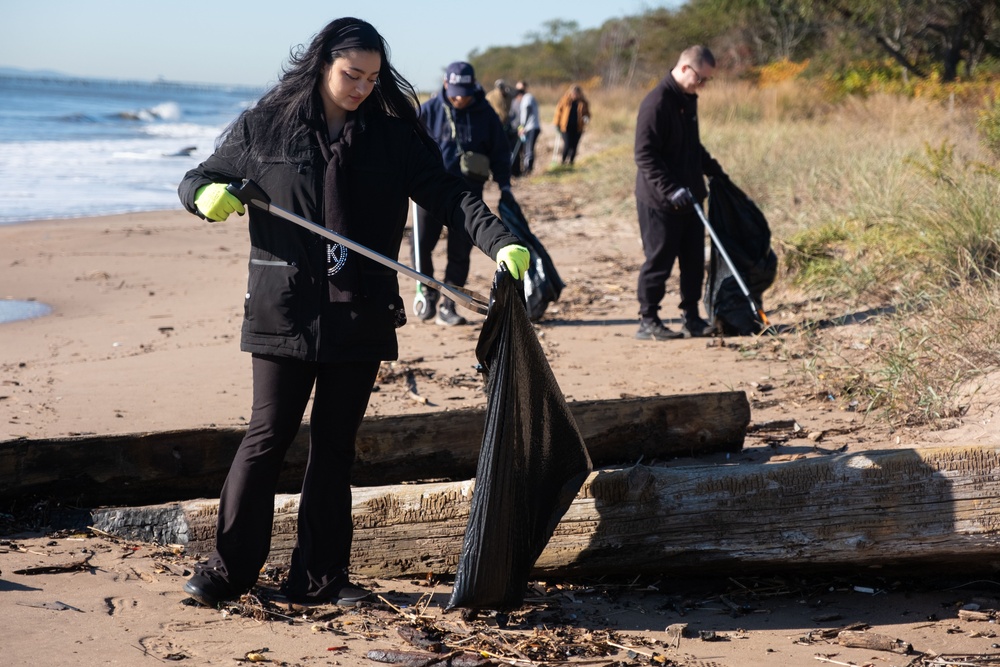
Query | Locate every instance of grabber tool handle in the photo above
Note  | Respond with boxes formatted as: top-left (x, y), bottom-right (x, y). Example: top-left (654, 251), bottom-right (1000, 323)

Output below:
top-left (226, 179), bottom-right (490, 315)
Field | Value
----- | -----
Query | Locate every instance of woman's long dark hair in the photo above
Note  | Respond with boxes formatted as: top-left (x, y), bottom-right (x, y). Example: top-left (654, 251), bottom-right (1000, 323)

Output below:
top-left (222, 17), bottom-right (425, 169)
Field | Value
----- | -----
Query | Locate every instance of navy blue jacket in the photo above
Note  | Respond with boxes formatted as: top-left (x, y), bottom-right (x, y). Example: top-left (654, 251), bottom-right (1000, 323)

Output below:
top-left (420, 87), bottom-right (511, 190)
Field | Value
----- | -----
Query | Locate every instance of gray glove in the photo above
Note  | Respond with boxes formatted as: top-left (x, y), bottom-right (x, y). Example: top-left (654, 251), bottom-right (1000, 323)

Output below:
top-left (669, 188), bottom-right (693, 209)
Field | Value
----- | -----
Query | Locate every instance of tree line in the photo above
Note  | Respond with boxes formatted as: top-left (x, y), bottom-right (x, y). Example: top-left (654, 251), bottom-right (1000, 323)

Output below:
top-left (468, 0), bottom-right (999, 88)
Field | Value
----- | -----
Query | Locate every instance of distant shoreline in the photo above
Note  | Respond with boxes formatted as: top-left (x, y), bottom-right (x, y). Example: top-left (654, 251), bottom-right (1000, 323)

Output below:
top-left (0, 67), bottom-right (266, 93)
top-left (0, 204), bottom-right (187, 228)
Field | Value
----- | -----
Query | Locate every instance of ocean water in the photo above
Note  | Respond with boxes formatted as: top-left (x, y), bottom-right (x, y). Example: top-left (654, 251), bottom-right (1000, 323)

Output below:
top-left (0, 73), bottom-right (262, 225)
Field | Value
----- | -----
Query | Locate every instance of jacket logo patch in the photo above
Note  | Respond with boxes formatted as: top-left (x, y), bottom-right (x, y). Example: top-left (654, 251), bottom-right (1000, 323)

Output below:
top-left (327, 243), bottom-right (349, 275)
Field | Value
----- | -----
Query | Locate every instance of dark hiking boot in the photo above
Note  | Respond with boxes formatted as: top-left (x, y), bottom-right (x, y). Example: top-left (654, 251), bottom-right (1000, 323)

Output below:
top-left (436, 298), bottom-right (467, 326)
top-left (635, 317), bottom-right (683, 341)
top-left (416, 287), bottom-right (439, 321)
top-left (681, 313), bottom-right (712, 338)
top-left (183, 572), bottom-right (240, 607)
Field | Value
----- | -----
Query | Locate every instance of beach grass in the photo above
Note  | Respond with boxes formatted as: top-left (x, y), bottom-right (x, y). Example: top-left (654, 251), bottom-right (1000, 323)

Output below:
top-left (531, 79), bottom-right (1000, 427)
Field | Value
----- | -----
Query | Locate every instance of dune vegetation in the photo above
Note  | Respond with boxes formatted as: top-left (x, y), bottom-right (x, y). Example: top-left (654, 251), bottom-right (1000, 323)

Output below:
top-left (518, 72), bottom-right (1000, 428)
top-left (463, 1), bottom-right (999, 428)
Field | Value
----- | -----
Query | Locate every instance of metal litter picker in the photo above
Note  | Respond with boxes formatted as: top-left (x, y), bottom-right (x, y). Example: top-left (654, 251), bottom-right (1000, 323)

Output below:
top-left (227, 179), bottom-right (489, 315)
top-left (689, 193), bottom-right (771, 330)
top-left (410, 200), bottom-right (431, 317)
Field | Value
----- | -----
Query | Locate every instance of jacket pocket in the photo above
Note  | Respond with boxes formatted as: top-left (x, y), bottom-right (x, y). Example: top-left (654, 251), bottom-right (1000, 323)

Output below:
top-left (245, 259), bottom-right (300, 336)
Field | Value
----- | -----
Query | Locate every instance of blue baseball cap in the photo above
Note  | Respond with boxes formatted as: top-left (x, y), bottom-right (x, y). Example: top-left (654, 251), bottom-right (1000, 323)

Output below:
top-left (445, 61), bottom-right (476, 97)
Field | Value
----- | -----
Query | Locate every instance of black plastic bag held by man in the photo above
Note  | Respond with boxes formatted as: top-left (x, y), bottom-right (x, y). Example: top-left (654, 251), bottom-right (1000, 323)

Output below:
top-left (702, 176), bottom-right (778, 335)
top-left (447, 266), bottom-right (592, 611)
top-left (497, 190), bottom-right (565, 322)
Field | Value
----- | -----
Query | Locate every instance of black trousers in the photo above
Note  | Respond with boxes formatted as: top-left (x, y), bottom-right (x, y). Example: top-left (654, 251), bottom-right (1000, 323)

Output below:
top-left (561, 129), bottom-right (582, 165)
top-left (413, 199), bottom-right (477, 290)
top-left (636, 199), bottom-right (706, 320)
top-left (520, 128), bottom-right (540, 173)
top-left (202, 354), bottom-right (379, 600)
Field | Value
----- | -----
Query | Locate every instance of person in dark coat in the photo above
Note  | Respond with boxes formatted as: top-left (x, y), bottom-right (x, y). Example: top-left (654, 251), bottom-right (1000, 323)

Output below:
top-left (176, 17), bottom-right (529, 608)
top-left (413, 62), bottom-right (513, 325)
top-left (633, 45), bottom-right (726, 340)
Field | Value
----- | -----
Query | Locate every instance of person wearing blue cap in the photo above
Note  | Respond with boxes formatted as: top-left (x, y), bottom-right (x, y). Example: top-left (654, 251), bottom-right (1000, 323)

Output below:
top-left (412, 61), bottom-right (513, 325)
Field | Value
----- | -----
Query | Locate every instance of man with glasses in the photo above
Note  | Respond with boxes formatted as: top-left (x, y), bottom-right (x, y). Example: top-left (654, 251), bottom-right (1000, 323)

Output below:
top-left (633, 45), bottom-right (727, 340)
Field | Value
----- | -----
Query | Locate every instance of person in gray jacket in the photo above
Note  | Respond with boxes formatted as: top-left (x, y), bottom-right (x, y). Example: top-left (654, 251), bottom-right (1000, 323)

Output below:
top-left (514, 80), bottom-right (541, 174)
top-left (176, 17), bottom-right (529, 609)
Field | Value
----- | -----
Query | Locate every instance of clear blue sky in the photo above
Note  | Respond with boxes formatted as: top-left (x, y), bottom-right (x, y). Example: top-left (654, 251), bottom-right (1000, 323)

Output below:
top-left (3, 1), bottom-right (683, 91)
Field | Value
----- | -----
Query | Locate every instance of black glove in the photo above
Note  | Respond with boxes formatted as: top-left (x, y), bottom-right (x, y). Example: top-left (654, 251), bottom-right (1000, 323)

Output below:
top-left (668, 188), bottom-right (693, 209)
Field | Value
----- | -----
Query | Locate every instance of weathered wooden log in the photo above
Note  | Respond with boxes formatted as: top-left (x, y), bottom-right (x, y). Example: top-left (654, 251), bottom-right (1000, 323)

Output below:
top-left (958, 609), bottom-right (997, 621)
top-left (366, 649), bottom-right (490, 667)
top-left (91, 445), bottom-right (1000, 577)
top-left (837, 631), bottom-right (912, 654)
top-left (1, 392), bottom-right (748, 507)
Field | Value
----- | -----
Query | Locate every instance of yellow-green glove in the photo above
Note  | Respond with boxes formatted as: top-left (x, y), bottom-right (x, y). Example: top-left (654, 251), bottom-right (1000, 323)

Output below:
top-left (496, 244), bottom-right (530, 280)
top-left (194, 183), bottom-right (245, 222)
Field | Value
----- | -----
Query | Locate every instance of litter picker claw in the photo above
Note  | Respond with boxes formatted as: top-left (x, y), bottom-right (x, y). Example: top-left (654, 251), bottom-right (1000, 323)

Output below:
top-left (410, 199), bottom-right (430, 317)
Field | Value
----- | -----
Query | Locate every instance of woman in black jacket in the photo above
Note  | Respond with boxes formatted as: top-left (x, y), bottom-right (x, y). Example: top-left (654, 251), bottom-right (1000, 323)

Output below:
top-left (177, 16), bottom-right (528, 608)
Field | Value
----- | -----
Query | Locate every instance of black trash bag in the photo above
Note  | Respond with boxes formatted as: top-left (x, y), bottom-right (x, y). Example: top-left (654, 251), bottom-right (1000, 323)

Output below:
top-left (497, 190), bottom-right (566, 322)
top-left (510, 135), bottom-right (523, 177)
top-left (447, 266), bottom-right (591, 611)
top-left (703, 176), bottom-right (778, 335)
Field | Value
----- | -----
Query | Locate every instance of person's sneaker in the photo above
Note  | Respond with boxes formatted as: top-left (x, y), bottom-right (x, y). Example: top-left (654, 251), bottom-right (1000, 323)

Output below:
top-left (275, 580), bottom-right (372, 609)
top-left (328, 580), bottom-right (372, 606)
top-left (416, 287), bottom-right (439, 321)
top-left (435, 298), bottom-right (467, 326)
top-left (183, 572), bottom-right (239, 607)
top-left (635, 317), bottom-right (683, 341)
top-left (682, 313), bottom-right (711, 338)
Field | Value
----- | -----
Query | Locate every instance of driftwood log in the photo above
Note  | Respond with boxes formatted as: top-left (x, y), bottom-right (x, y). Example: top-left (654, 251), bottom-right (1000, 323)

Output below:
top-left (837, 631), bottom-right (912, 654)
top-left (1, 392), bottom-right (748, 507)
top-left (92, 445), bottom-right (1000, 577)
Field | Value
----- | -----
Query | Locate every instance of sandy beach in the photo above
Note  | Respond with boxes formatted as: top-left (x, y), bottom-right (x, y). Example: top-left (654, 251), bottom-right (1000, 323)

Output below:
top-left (4, 181), bottom-right (1000, 666)
top-left (0, 187), bottom-right (799, 441)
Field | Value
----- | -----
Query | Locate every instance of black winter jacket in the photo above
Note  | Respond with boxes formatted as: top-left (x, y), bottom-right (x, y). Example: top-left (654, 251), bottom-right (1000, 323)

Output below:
top-left (178, 108), bottom-right (519, 362)
top-left (634, 73), bottom-right (723, 211)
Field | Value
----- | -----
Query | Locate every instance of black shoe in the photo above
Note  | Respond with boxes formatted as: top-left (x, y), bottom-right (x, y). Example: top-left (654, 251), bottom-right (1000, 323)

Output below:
top-left (277, 580), bottom-right (372, 609)
top-left (183, 572), bottom-right (239, 607)
top-left (635, 317), bottom-right (683, 341)
top-left (682, 313), bottom-right (711, 338)
top-left (328, 580), bottom-right (372, 606)
top-left (416, 287), bottom-right (438, 321)
top-left (435, 298), bottom-right (467, 326)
